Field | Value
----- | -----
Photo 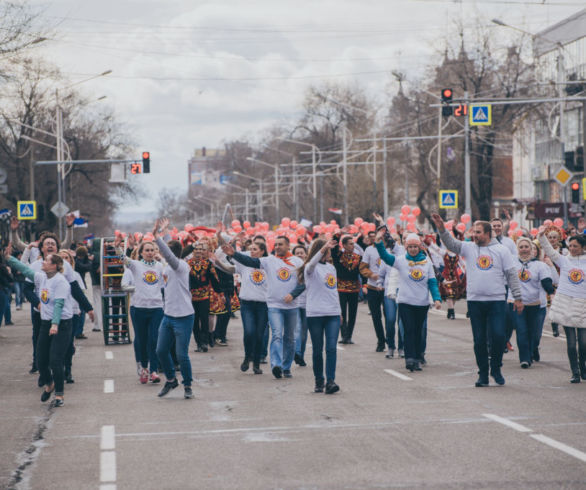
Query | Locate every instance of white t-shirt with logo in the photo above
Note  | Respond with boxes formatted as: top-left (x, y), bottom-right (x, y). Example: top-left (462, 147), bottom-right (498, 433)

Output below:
top-left (508, 260), bottom-right (552, 305)
top-left (304, 254), bottom-right (341, 317)
top-left (34, 272), bottom-right (73, 321)
top-left (257, 255), bottom-right (304, 310)
top-left (125, 259), bottom-right (165, 309)
top-left (392, 256), bottom-right (436, 307)
top-left (234, 261), bottom-right (267, 303)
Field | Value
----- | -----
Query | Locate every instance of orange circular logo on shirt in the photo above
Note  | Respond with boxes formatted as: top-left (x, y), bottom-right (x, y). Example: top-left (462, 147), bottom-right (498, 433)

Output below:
top-left (518, 270), bottom-right (531, 283)
top-left (277, 267), bottom-right (291, 282)
top-left (409, 268), bottom-right (425, 282)
top-left (476, 255), bottom-right (493, 270)
top-left (250, 269), bottom-right (265, 285)
top-left (325, 274), bottom-right (337, 289)
top-left (40, 289), bottom-right (49, 304)
top-left (568, 269), bottom-right (584, 285)
top-left (143, 271), bottom-right (159, 285)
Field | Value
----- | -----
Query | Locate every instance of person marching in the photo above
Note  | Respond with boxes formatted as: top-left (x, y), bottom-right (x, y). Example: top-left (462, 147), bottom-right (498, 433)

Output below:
top-left (153, 218), bottom-right (195, 399)
top-left (538, 232), bottom-right (586, 383)
top-left (431, 214), bottom-right (523, 387)
top-left (292, 245), bottom-right (308, 366)
top-left (223, 235), bottom-right (303, 379)
top-left (6, 246), bottom-right (73, 407)
top-left (508, 237), bottom-right (555, 369)
top-left (298, 238), bottom-right (342, 394)
top-left (543, 226), bottom-right (565, 337)
top-left (331, 234), bottom-right (362, 345)
top-left (122, 240), bottom-right (165, 384)
top-left (374, 231), bottom-right (441, 372)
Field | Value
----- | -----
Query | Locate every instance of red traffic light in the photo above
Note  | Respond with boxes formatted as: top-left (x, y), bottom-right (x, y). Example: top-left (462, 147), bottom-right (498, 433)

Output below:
top-left (442, 89), bottom-right (452, 98)
top-left (571, 182), bottom-right (580, 191)
top-left (142, 151), bottom-right (150, 160)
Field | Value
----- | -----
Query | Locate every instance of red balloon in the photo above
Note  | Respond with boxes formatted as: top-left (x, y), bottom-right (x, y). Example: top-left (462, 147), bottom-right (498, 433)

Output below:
top-left (445, 220), bottom-right (454, 231)
top-left (231, 220), bottom-right (240, 228)
top-left (354, 217), bottom-right (363, 227)
top-left (330, 220), bottom-right (337, 225)
top-left (387, 217), bottom-right (395, 226)
top-left (543, 219), bottom-right (553, 226)
top-left (412, 207), bottom-right (421, 217)
top-left (407, 214), bottom-right (416, 223)
top-left (233, 225), bottom-right (242, 233)
top-left (406, 222), bottom-right (416, 232)
top-left (296, 226), bottom-right (306, 236)
top-left (530, 228), bottom-right (538, 237)
top-left (516, 229), bottom-right (524, 237)
top-left (290, 220), bottom-right (298, 229)
top-left (460, 213), bottom-right (471, 224)
top-left (243, 221), bottom-right (251, 229)
top-left (399, 214), bottom-right (407, 222)
top-left (509, 220), bottom-right (518, 231)
top-left (401, 205), bottom-right (411, 215)
top-left (281, 217), bottom-right (291, 227)
top-left (456, 223), bottom-right (466, 233)
top-left (553, 218), bottom-right (564, 228)
top-left (349, 225), bottom-right (358, 234)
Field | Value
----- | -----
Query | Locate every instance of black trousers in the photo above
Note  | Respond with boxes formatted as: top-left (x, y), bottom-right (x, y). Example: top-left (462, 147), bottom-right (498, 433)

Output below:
top-left (192, 299), bottom-right (210, 346)
top-left (339, 291), bottom-right (359, 340)
top-left (37, 319), bottom-right (72, 396)
top-left (398, 304), bottom-right (429, 365)
top-left (366, 289), bottom-right (385, 345)
top-left (564, 327), bottom-right (586, 376)
top-left (214, 292), bottom-right (232, 342)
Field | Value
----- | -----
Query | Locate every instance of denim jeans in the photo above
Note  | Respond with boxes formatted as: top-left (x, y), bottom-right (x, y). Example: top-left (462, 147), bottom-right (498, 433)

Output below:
top-left (267, 307), bottom-right (298, 370)
top-left (308, 315), bottom-right (341, 382)
top-left (262, 322), bottom-right (269, 358)
top-left (366, 289), bottom-right (385, 346)
top-left (156, 314), bottom-right (194, 386)
top-left (72, 311), bottom-right (86, 337)
top-left (132, 306), bottom-right (164, 373)
top-left (37, 318), bottom-right (72, 396)
top-left (383, 296), bottom-right (403, 349)
top-left (398, 303), bottom-right (429, 365)
top-left (129, 304), bottom-right (139, 362)
top-left (240, 300), bottom-right (268, 365)
top-left (295, 307), bottom-right (308, 358)
top-left (467, 300), bottom-right (507, 375)
top-left (511, 304), bottom-right (546, 364)
top-left (13, 281), bottom-right (24, 308)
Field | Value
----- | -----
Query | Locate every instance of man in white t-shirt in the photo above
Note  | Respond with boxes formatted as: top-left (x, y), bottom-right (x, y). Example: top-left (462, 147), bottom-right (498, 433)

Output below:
top-left (490, 218), bottom-right (517, 257)
top-left (432, 214), bottom-right (523, 388)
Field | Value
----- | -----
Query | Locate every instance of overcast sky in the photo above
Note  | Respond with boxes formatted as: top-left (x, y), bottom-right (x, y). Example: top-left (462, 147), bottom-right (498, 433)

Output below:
top-left (30, 0), bottom-right (584, 219)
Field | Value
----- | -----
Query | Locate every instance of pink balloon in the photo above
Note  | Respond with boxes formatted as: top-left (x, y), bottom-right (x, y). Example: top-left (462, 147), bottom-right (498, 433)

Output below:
top-left (401, 205), bottom-right (411, 215)
top-left (387, 217), bottom-right (396, 226)
top-left (553, 218), bottom-right (564, 228)
top-left (296, 226), bottom-right (306, 236)
top-left (243, 221), bottom-right (251, 229)
top-left (407, 222), bottom-right (416, 231)
top-left (412, 207), bottom-right (421, 217)
top-left (399, 214), bottom-right (407, 222)
top-left (354, 218), bottom-right (363, 227)
top-left (290, 220), bottom-right (298, 229)
top-left (530, 228), bottom-right (538, 237)
top-left (456, 223), bottom-right (466, 233)
top-left (516, 229), bottom-right (524, 237)
top-left (460, 213), bottom-right (471, 224)
top-left (231, 220), bottom-right (240, 228)
top-left (407, 214), bottom-right (416, 223)
top-left (543, 219), bottom-right (553, 226)
top-left (313, 225), bottom-right (322, 233)
top-left (509, 220), bottom-right (518, 231)
top-left (330, 220), bottom-right (337, 225)
top-left (445, 220), bottom-right (454, 231)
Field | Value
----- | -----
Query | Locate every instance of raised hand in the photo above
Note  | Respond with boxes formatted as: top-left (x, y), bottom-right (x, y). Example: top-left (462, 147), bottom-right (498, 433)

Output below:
top-left (221, 243), bottom-right (235, 256)
top-left (430, 213), bottom-right (445, 232)
top-left (65, 213), bottom-right (75, 227)
top-left (10, 216), bottom-right (19, 231)
top-left (159, 218), bottom-right (170, 234)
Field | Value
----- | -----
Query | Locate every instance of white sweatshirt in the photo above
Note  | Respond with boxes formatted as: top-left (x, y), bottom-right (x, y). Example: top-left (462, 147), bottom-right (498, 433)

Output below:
top-left (304, 251), bottom-right (342, 317)
top-left (125, 259), bottom-right (164, 309)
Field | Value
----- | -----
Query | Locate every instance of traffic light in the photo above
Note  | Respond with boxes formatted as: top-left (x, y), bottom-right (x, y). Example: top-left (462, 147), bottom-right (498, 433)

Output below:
top-left (571, 181), bottom-right (580, 203)
top-left (142, 151), bottom-right (150, 173)
top-left (441, 88), bottom-right (453, 117)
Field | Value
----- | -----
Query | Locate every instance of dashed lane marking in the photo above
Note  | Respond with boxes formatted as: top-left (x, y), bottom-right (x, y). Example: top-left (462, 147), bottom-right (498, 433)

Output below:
top-left (100, 451), bottom-right (116, 483)
top-left (104, 380), bottom-right (115, 393)
top-left (101, 425), bottom-right (115, 450)
top-left (530, 434), bottom-right (586, 463)
top-left (105, 351), bottom-right (114, 360)
top-left (482, 414), bottom-right (532, 433)
top-left (384, 369), bottom-right (412, 381)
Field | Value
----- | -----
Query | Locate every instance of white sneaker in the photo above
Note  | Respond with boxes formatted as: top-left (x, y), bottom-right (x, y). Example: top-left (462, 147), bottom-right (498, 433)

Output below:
top-left (385, 348), bottom-right (394, 359)
top-left (136, 362), bottom-right (142, 376)
top-left (16, 306), bottom-right (21, 311)
top-left (398, 349), bottom-right (405, 358)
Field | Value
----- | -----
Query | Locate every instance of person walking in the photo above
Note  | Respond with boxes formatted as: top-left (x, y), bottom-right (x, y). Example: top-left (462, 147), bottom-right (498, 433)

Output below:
top-left (431, 214), bottom-right (523, 387)
top-left (374, 232), bottom-right (441, 372)
top-left (298, 238), bottom-right (342, 394)
top-left (153, 218), bottom-right (195, 399)
top-left (539, 232), bottom-right (586, 383)
top-left (223, 235), bottom-right (302, 379)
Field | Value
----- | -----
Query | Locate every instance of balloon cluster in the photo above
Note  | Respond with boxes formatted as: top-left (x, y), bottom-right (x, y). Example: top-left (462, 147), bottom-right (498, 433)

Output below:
top-left (397, 205), bottom-right (422, 233)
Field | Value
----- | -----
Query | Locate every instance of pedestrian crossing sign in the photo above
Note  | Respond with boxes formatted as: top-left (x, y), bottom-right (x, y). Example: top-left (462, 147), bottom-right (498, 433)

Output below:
top-left (470, 104), bottom-right (492, 126)
top-left (17, 200), bottom-right (37, 220)
top-left (439, 190), bottom-right (458, 209)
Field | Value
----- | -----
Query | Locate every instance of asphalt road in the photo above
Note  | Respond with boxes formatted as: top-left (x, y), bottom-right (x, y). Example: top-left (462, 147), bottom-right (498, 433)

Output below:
top-left (1, 301), bottom-right (585, 490)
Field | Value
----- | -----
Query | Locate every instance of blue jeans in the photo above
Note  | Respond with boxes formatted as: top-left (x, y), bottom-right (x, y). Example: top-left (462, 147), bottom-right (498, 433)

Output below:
top-left (156, 314), bottom-right (194, 386)
top-left (262, 322), bottom-right (269, 358)
top-left (72, 311), bottom-right (86, 337)
top-left (0, 289), bottom-right (8, 327)
top-left (308, 315), bottom-right (341, 382)
top-left (468, 300), bottom-right (507, 375)
top-left (295, 307), bottom-right (308, 358)
top-left (511, 304), bottom-right (546, 364)
top-left (240, 300), bottom-right (268, 365)
top-left (267, 307), bottom-right (298, 370)
top-left (13, 282), bottom-right (23, 308)
top-left (383, 296), bottom-right (404, 349)
top-left (129, 305), bottom-right (139, 362)
top-left (132, 306), bottom-right (164, 373)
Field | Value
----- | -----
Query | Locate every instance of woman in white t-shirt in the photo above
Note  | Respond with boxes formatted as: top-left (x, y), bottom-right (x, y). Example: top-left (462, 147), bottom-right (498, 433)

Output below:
top-left (298, 238), bottom-right (342, 395)
top-left (539, 232), bottom-right (586, 383)
top-left (7, 250), bottom-right (73, 407)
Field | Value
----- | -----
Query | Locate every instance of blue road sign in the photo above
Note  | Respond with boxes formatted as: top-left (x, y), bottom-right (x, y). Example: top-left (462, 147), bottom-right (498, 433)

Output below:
top-left (470, 104), bottom-right (492, 126)
top-left (439, 190), bottom-right (458, 209)
top-left (17, 200), bottom-right (37, 220)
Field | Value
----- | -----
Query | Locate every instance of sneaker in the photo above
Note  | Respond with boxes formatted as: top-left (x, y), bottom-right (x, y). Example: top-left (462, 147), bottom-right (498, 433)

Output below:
top-left (41, 386), bottom-right (54, 402)
top-left (398, 349), bottom-right (404, 358)
top-left (158, 378), bottom-right (179, 397)
top-left (570, 374), bottom-right (581, 384)
top-left (29, 366), bottom-right (38, 375)
top-left (272, 366), bottom-right (282, 379)
top-left (283, 369), bottom-right (292, 378)
top-left (216, 338), bottom-right (228, 346)
top-left (195, 346), bottom-right (203, 353)
top-left (506, 342), bottom-right (514, 352)
top-left (314, 378), bottom-right (325, 393)
top-left (253, 365), bottom-right (263, 375)
top-left (136, 362), bottom-right (142, 376)
top-left (532, 349), bottom-right (540, 362)
top-left (385, 349), bottom-right (394, 359)
top-left (92, 327), bottom-right (101, 332)
top-left (240, 357), bottom-right (250, 372)
top-left (53, 398), bottom-right (64, 407)
top-left (15, 305), bottom-right (21, 311)
top-left (346, 339), bottom-right (354, 344)
top-left (184, 387), bottom-right (194, 399)
top-left (294, 353), bottom-right (303, 365)
top-left (140, 368), bottom-right (149, 384)
top-left (490, 369), bottom-right (505, 386)
top-left (325, 380), bottom-right (340, 394)
top-left (552, 324), bottom-right (559, 337)
top-left (150, 372), bottom-right (161, 383)
top-left (75, 334), bottom-right (88, 339)
top-left (65, 372), bottom-right (75, 384)
top-left (5, 322), bottom-right (14, 326)
top-left (201, 344), bottom-right (208, 352)
top-left (260, 357), bottom-right (268, 364)
top-left (376, 344), bottom-right (385, 352)
top-left (419, 355), bottom-right (426, 365)
top-left (475, 376), bottom-right (489, 387)
top-left (520, 361), bottom-right (530, 369)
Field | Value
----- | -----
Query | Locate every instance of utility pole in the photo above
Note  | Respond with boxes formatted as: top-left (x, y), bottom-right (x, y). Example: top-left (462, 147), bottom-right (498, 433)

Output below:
top-left (342, 127), bottom-right (348, 223)
top-left (557, 50), bottom-right (569, 225)
top-left (312, 146), bottom-right (317, 223)
top-left (464, 91), bottom-right (472, 218)
top-left (383, 138), bottom-right (388, 218)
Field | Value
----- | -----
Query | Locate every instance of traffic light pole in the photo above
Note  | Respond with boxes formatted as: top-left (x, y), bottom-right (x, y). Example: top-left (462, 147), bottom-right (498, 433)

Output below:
top-left (464, 91), bottom-right (472, 218)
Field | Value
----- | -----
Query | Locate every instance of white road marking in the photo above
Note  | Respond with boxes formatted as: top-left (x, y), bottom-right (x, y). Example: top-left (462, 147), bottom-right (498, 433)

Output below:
top-left (100, 485), bottom-right (117, 490)
top-left (100, 451), bottom-right (116, 482)
top-left (530, 434), bottom-right (586, 463)
top-left (384, 369), bottom-right (412, 381)
top-left (105, 351), bottom-right (114, 360)
top-left (101, 425), bottom-right (115, 450)
top-left (482, 414), bottom-right (533, 433)
top-left (104, 380), bottom-right (115, 393)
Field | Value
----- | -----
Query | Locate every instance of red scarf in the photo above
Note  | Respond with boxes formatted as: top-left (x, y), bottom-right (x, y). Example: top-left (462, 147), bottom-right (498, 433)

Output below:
top-left (277, 251), bottom-right (295, 266)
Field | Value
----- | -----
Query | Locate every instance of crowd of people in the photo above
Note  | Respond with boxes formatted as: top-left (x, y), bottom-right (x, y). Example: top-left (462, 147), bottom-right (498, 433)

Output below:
top-left (1, 209), bottom-right (585, 405)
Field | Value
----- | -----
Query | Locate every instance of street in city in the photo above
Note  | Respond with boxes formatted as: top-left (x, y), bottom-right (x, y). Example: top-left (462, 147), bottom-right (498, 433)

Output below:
top-left (1, 304), bottom-right (585, 490)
